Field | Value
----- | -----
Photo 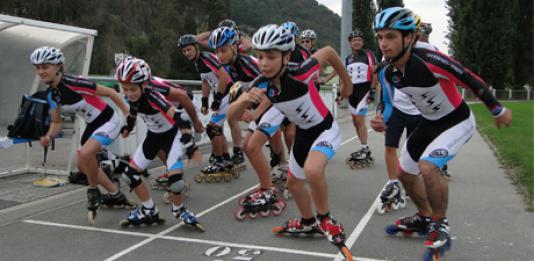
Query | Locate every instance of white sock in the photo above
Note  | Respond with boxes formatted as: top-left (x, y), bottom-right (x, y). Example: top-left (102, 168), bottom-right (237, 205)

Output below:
top-left (361, 144), bottom-right (369, 150)
top-left (141, 199), bottom-right (154, 209)
top-left (387, 179), bottom-right (399, 185)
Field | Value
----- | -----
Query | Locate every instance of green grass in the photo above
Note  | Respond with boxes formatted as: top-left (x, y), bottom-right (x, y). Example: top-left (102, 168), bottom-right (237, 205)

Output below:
top-left (469, 101), bottom-right (534, 210)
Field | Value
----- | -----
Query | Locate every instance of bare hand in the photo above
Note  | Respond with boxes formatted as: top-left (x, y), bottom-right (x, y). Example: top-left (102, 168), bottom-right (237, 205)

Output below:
top-left (495, 109), bottom-right (512, 129)
top-left (370, 112), bottom-right (386, 132)
top-left (247, 88), bottom-right (266, 104)
top-left (39, 136), bottom-right (50, 148)
top-left (193, 119), bottom-right (205, 133)
top-left (241, 109), bottom-right (255, 123)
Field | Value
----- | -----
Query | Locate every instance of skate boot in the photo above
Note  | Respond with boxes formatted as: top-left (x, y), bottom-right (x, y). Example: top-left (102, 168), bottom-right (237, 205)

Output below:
top-left (100, 191), bottom-right (137, 209)
top-left (376, 182), bottom-right (406, 214)
top-left (231, 147), bottom-right (246, 172)
top-left (423, 218), bottom-right (452, 261)
top-left (385, 212), bottom-right (431, 237)
top-left (235, 187), bottom-right (287, 221)
top-left (223, 154), bottom-right (239, 178)
top-left (272, 218), bottom-right (322, 236)
top-left (271, 165), bottom-right (290, 199)
top-left (346, 147), bottom-right (374, 169)
top-left (172, 205), bottom-right (205, 232)
top-left (195, 157), bottom-right (233, 183)
top-left (317, 215), bottom-right (354, 261)
top-left (119, 205), bottom-right (165, 227)
top-left (87, 188), bottom-right (103, 225)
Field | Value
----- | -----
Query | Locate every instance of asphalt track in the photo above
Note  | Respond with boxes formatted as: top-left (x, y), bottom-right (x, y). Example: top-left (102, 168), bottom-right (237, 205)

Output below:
top-left (0, 117), bottom-right (532, 261)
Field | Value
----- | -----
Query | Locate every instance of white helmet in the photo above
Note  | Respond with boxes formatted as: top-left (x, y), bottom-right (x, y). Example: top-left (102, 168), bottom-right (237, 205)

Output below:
top-left (252, 24), bottom-right (295, 52)
top-left (300, 29), bottom-right (316, 39)
top-left (115, 57), bottom-right (151, 84)
top-left (30, 46), bottom-right (64, 65)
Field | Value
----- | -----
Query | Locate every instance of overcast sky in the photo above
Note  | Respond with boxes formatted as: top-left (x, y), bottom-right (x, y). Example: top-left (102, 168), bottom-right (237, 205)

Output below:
top-left (316, 0), bottom-right (449, 54)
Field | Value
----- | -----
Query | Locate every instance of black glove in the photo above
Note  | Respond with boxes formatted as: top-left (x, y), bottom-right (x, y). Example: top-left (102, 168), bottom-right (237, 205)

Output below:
top-left (335, 91), bottom-right (341, 103)
top-left (368, 88), bottom-right (376, 102)
top-left (210, 92), bottom-right (225, 111)
top-left (201, 97), bottom-right (209, 110)
top-left (172, 111), bottom-right (190, 129)
top-left (121, 114), bottom-right (136, 134)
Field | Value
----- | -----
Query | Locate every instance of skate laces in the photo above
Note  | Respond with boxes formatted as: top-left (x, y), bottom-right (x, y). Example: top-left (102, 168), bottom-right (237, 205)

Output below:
top-left (399, 213), bottom-right (425, 226)
top-left (427, 220), bottom-right (449, 242)
top-left (175, 207), bottom-right (196, 223)
top-left (319, 216), bottom-right (343, 236)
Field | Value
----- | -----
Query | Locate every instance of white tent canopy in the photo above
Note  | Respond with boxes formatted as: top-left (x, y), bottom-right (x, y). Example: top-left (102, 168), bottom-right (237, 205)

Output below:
top-left (0, 14), bottom-right (97, 126)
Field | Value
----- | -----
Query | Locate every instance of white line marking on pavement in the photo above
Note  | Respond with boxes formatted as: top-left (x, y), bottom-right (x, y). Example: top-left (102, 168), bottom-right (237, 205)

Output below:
top-left (103, 183), bottom-right (259, 261)
top-left (334, 129), bottom-right (388, 261)
top-left (24, 219), bottom-right (152, 237)
top-left (23, 218), bottom-right (386, 261)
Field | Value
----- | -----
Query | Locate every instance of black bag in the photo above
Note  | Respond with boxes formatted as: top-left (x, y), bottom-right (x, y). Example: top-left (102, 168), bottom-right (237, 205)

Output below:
top-left (7, 91), bottom-right (51, 140)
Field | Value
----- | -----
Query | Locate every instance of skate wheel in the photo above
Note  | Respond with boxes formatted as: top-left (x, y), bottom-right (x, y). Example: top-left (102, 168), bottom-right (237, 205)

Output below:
top-left (194, 174), bottom-right (204, 183)
top-left (272, 225), bottom-right (285, 234)
top-left (194, 222), bottom-right (206, 232)
top-left (384, 224), bottom-right (399, 235)
top-left (163, 192), bottom-right (171, 204)
top-left (234, 206), bottom-right (247, 221)
top-left (339, 245), bottom-right (354, 261)
top-left (345, 157), bottom-right (351, 165)
top-left (88, 211), bottom-right (96, 225)
top-left (272, 200), bottom-right (286, 216)
top-left (205, 175), bottom-right (213, 183)
top-left (119, 219), bottom-right (130, 227)
top-left (231, 171), bottom-right (240, 179)
top-left (423, 249), bottom-right (440, 261)
top-left (376, 204), bottom-right (386, 215)
top-left (248, 212), bottom-right (257, 219)
top-left (402, 230), bottom-right (414, 237)
top-left (282, 190), bottom-right (290, 200)
top-left (224, 174), bottom-right (232, 182)
top-left (260, 210), bottom-right (271, 217)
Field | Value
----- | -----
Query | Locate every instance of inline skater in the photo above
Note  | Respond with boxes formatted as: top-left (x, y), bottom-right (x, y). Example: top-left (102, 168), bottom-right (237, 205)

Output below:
top-left (31, 46), bottom-right (134, 224)
top-left (231, 24), bottom-right (354, 260)
top-left (371, 7), bottom-right (512, 259)
top-left (115, 57), bottom-right (204, 231)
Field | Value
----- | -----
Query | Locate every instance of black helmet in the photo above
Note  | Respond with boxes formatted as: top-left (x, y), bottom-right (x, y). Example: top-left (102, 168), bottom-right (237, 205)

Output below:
top-left (218, 19), bottom-right (238, 30)
top-left (178, 34), bottom-right (197, 48)
top-left (348, 29), bottom-right (364, 40)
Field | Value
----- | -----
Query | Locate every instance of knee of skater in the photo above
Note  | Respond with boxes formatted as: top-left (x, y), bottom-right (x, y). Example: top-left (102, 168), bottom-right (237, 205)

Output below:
top-left (77, 149), bottom-right (94, 165)
top-left (303, 166), bottom-right (322, 180)
top-left (244, 142), bottom-right (259, 155)
top-left (418, 162), bottom-right (439, 177)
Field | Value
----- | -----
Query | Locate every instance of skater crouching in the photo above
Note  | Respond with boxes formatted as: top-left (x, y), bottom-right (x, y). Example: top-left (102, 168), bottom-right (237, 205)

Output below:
top-left (230, 24), bottom-right (354, 260)
top-left (115, 57), bottom-right (204, 231)
top-left (31, 46), bottom-right (134, 224)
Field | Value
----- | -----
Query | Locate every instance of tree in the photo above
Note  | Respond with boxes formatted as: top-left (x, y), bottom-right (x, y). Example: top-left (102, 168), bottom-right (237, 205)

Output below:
top-left (377, 0), bottom-right (403, 11)
top-left (446, 0), bottom-right (514, 89)
top-left (352, 0), bottom-right (377, 52)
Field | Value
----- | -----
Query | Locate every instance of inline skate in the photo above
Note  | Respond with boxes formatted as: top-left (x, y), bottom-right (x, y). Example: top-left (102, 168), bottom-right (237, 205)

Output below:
top-left (376, 182), bottom-right (406, 214)
top-left (235, 187), bottom-right (286, 221)
top-left (346, 147), bottom-right (374, 169)
top-left (119, 206), bottom-right (165, 227)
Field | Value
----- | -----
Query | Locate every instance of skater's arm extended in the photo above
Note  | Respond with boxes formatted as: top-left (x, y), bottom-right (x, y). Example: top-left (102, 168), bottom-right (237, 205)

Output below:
top-left (95, 85), bottom-right (129, 116)
top-left (165, 87), bottom-right (203, 133)
top-left (312, 46), bottom-right (352, 98)
top-left (211, 68), bottom-right (230, 111)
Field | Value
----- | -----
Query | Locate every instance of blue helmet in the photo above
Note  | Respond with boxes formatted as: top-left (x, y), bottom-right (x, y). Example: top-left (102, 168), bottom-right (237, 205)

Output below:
top-left (208, 26), bottom-right (239, 49)
top-left (374, 7), bottom-right (417, 32)
top-left (281, 21), bottom-right (299, 36)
